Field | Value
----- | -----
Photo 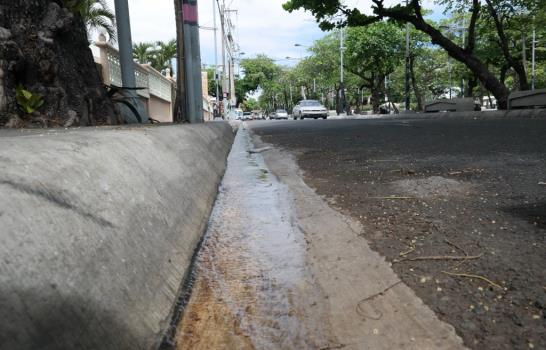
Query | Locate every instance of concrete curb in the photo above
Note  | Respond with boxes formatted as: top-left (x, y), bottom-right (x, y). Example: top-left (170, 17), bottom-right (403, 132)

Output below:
top-left (329, 109), bottom-right (546, 120)
top-left (0, 122), bottom-right (234, 349)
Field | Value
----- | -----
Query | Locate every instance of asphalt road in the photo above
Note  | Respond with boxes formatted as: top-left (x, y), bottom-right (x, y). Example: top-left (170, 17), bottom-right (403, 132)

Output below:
top-left (250, 117), bottom-right (546, 350)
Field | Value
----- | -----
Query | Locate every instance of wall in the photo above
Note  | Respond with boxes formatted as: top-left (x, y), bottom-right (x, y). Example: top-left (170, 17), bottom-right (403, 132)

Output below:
top-left (149, 96), bottom-right (173, 123)
top-left (0, 122), bottom-right (234, 350)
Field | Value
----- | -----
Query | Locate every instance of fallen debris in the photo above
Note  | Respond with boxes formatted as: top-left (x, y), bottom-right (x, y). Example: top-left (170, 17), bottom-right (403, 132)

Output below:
top-left (393, 255), bottom-right (481, 263)
top-left (248, 147), bottom-right (273, 154)
top-left (356, 281), bottom-right (403, 320)
top-left (368, 196), bottom-right (415, 200)
top-left (399, 247), bottom-right (416, 257)
top-left (441, 271), bottom-right (504, 291)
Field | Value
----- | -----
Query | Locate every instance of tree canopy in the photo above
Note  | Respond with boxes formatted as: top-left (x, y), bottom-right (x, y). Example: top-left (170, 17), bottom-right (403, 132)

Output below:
top-left (283, 0), bottom-right (546, 109)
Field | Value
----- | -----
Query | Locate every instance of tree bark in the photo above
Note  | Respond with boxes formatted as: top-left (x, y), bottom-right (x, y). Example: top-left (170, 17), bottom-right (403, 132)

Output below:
top-left (409, 55), bottom-right (423, 111)
top-left (370, 73), bottom-right (384, 114)
top-left (466, 75), bottom-right (479, 97)
top-left (0, 0), bottom-right (120, 127)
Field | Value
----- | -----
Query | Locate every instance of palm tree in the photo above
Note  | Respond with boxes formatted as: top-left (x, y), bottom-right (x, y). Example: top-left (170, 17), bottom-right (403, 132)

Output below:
top-left (133, 42), bottom-right (154, 65)
top-left (64, 0), bottom-right (117, 42)
top-left (151, 40), bottom-right (177, 73)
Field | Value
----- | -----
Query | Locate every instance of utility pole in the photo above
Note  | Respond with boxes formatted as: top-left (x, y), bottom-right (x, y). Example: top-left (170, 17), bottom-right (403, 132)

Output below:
top-left (114, 0), bottom-right (148, 123)
top-left (173, 0), bottom-right (187, 122)
top-left (212, 0), bottom-right (220, 117)
top-left (173, 0), bottom-right (204, 123)
top-left (224, 9), bottom-right (237, 110)
top-left (461, 17), bottom-right (466, 97)
top-left (522, 32), bottom-right (527, 84)
top-left (339, 27), bottom-right (346, 115)
top-left (404, 0), bottom-right (410, 111)
top-left (183, 0), bottom-right (204, 123)
top-left (531, 17), bottom-right (537, 90)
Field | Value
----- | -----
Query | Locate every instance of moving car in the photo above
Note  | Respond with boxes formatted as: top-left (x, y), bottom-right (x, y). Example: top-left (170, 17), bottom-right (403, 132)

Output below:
top-left (292, 100), bottom-right (328, 119)
top-left (274, 109), bottom-right (289, 120)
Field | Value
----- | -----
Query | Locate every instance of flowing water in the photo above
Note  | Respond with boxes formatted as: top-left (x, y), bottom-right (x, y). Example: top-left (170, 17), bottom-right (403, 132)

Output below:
top-left (175, 127), bottom-right (335, 349)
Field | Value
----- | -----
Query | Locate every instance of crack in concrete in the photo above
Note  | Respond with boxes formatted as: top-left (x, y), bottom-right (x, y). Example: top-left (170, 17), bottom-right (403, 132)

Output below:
top-left (0, 179), bottom-right (116, 228)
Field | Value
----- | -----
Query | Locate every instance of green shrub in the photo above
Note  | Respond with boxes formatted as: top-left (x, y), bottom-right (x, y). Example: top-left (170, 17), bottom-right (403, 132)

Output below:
top-left (15, 85), bottom-right (44, 114)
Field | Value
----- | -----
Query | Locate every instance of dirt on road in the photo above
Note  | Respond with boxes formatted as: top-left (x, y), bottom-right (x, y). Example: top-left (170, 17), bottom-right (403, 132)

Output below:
top-left (251, 118), bottom-right (546, 350)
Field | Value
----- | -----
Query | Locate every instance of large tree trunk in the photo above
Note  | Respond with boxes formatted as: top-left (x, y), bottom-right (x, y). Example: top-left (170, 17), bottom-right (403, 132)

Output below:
top-left (466, 75), bottom-right (479, 97)
top-left (0, 0), bottom-right (120, 127)
top-left (370, 74), bottom-right (384, 114)
top-left (409, 55), bottom-right (423, 111)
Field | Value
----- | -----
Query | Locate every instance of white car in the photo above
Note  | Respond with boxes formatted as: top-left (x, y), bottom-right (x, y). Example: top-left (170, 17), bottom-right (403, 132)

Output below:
top-left (274, 109), bottom-right (289, 119)
top-left (292, 100), bottom-right (328, 119)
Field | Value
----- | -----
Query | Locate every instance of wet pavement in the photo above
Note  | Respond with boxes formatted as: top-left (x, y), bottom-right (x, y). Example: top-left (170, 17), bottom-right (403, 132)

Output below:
top-left (175, 127), bottom-right (335, 349)
top-left (174, 123), bottom-right (466, 350)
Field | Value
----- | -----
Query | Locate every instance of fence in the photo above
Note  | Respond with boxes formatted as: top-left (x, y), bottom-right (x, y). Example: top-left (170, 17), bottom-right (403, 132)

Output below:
top-left (94, 38), bottom-right (174, 123)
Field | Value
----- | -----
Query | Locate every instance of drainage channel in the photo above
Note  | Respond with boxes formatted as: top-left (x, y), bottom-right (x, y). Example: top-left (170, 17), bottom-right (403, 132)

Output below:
top-left (172, 127), bottom-right (335, 349)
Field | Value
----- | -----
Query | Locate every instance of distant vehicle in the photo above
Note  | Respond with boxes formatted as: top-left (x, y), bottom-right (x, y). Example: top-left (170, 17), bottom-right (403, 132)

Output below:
top-left (274, 109), bottom-right (288, 120)
top-left (292, 100), bottom-right (328, 119)
top-left (243, 112), bottom-right (253, 120)
top-left (232, 108), bottom-right (244, 120)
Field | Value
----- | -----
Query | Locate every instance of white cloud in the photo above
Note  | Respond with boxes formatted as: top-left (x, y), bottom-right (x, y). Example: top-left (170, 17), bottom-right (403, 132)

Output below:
top-left (103, 0), bottom-right (444, 67)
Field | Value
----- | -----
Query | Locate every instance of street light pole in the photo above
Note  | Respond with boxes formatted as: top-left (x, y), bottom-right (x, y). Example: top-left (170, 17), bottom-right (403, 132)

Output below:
top-left (339, 28), bottom-right (346, 114)
top-left (114, 0), bottom-right (148, 123)
top-left (404, 0), bottom-right (410, 111)
top-left (531, 17), bottom-right (537, 90)
top-left (213, 0), bottom-right (220, 117)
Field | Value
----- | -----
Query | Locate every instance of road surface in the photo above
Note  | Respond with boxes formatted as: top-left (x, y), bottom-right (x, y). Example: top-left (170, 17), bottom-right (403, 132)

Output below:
top-left (250, 117), bottom-right (546, 350)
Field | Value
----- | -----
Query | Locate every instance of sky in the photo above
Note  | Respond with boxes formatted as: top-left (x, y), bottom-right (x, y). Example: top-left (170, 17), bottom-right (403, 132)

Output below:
top-left (103, 0), bottom-right (444, 67)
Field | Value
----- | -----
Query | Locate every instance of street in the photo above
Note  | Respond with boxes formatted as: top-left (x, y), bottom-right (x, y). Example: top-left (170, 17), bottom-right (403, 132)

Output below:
top-left (250, 117), bottom-right (546, 350)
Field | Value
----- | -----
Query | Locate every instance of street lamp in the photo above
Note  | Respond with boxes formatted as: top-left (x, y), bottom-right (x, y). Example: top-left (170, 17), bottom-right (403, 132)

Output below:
top-left (339, 28), bottom-right (346, 115)
top-left (440, 24), bottom-right (468, 98)
top-left (404, 0), bottom-right (410, 111)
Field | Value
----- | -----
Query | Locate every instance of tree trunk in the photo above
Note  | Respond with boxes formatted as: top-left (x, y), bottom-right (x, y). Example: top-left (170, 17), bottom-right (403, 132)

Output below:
top-left (466, 75), bottom-right (479, 97)
top-left (409, 55), bottom-right (423, 111)
top-left (370, 74), bottom-right (383, 114)
top-left (410, 20), bottom-right (510, 109)
top-left (0, 0), bottom-right (120, 127)
top-left (499, 64), bottom-right (509, 84)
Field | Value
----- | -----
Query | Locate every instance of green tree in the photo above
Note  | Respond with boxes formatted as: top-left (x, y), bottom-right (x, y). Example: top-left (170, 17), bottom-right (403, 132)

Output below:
top-left (151, 39), bottom-right (177, 73)
top-left (64, 0), bottom-right (116, 42)
top-left (283, 0), bottom-right (545, 109)
top-left (132, 40), bottom-right (177, 73)
top-left (344, 22), bottom-right (404, 112)
top-left (133, 42), bottom-right (153, 65)
top-left (239, 55), bottom-right (282, 94)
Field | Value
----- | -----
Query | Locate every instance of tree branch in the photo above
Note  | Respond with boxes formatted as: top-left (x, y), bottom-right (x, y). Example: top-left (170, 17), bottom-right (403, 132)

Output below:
top-left (484, 0), bottom-right (514, 67)
top-left (466, 0), bottom-right (481, 53)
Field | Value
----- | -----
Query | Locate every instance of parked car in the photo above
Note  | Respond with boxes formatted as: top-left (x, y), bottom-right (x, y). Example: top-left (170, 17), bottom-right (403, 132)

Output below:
top-left (232, 108), bottom-right (243, 120)
top-left (292, 100), bottom-right (328, 119)
top-left (243, 112), bottom-right (253, 120)
top-left (274, 109), bottom-right (289, 120)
